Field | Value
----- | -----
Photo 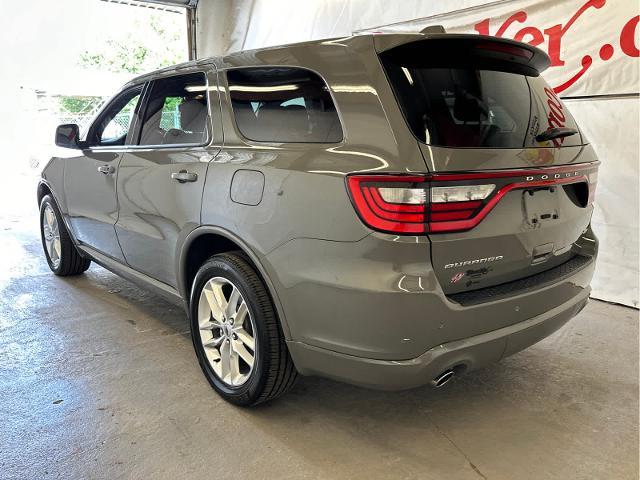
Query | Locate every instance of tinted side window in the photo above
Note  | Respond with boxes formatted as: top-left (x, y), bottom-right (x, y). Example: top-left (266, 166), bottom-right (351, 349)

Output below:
top-left (227, 67), bottom-right (342, 143)
top-left (138, 73), bottom-right (209, 146)
top-left (88, 87), bottom-right (142, 147)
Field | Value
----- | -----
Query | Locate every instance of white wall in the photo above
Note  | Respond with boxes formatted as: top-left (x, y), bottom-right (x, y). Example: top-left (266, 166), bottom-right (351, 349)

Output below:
top-left (195, 0), bottom-right (492, 55)
top-left (195, 0), bottom-right (640, 307)
top-left (568, 97), bottom-right (639, 307)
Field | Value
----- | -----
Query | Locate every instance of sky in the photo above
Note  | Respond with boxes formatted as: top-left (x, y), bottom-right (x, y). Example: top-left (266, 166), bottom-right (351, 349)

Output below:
top-left (0, 0), bottom-right (187, 166)
top-left (1, 0), bottom-right (187, 91)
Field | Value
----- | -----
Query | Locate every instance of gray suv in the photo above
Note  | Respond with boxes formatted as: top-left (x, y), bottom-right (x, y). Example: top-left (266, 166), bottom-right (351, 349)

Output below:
top-left (38, 32), bottom-right (599, 406)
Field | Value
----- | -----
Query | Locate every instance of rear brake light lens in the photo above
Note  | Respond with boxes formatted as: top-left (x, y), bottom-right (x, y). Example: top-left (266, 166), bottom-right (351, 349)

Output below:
top-left (431, 184), bottom-right (495, 203)
top-left (346, 163), bottom-right (599, 235)
top-left (429, 200), bottom-right (483, 222)
top-left (378, 187), bottom-right (426, 204)
top-left (347, 176), bottom-right (427, 234)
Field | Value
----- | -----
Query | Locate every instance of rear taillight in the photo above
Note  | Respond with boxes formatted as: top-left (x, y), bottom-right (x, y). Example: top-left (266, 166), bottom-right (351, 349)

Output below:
top-left (347, 176), bottom-right (427, 234)
top-left (429, 185), bottom-right (493, 223)
top-left (431, 185), bottom-right (495, 203)
top-left (346, 162), bottom-right (599, 235)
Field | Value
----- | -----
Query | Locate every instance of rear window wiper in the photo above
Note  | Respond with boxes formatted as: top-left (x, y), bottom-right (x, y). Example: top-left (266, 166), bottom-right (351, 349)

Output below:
top-left (535, 127), bottom-right (578, 143)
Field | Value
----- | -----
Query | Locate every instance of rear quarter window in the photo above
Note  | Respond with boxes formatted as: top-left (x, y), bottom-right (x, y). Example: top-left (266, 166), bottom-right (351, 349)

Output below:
top-left (226, 67), bottom-right (343, 143)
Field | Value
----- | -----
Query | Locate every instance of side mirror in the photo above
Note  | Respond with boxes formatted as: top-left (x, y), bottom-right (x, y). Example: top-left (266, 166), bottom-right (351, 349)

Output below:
top-left (55, 124), bottom-right (82, 149)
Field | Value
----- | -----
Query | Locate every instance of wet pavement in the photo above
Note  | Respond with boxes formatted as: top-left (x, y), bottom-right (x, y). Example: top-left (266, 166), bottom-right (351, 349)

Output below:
top-left (0, 169), bottom-right (638, 479)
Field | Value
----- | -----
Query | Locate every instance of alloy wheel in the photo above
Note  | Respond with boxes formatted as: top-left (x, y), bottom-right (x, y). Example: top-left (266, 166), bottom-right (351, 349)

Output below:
top-left (42, 204), bottom-right (61, 269)
top-left (197, 277), bottom-right (257, 387)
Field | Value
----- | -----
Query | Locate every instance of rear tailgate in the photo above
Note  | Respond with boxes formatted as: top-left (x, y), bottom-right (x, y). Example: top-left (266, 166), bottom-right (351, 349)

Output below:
top-left (376, 34), bottom-right (598, 297)
top-left (425, 154), bottom-right (598, 295)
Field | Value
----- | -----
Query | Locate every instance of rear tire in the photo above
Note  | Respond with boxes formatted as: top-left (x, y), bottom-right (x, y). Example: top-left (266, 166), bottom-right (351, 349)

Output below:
top-left (190, 252), bottom-right (297, 406)
top-left (39, 195), bottom-right (91, 276)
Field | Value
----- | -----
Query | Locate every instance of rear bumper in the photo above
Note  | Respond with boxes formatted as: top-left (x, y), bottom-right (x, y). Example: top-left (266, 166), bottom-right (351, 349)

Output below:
top-left (265, 230), bottom-right (596, 360)
top-left (287, 287), bottom-right (590, 390)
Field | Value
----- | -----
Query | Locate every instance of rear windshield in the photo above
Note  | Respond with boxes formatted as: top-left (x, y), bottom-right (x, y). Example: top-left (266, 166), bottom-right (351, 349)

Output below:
top-left (227, 67), bottom-right (343, 143)
top-left (380, 42), bottom-right (583, 149)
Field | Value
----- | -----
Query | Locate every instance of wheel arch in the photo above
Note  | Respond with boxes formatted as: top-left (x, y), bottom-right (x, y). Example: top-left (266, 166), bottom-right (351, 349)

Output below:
top-left (37, 179), bottom-right (81, 247)
top-left (178, 226), bottom-right (291, 339)
top-left (37, 181), bottom-right (52, 205)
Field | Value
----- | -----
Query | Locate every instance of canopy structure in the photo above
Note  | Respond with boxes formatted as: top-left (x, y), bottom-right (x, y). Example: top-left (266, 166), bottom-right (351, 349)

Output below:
top-left (131, 0), bottom-right (197, 8)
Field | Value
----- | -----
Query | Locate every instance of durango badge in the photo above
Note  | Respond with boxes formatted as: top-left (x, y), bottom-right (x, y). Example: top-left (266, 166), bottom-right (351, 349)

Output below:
top-left (444, 256), bottom-right (504, 269)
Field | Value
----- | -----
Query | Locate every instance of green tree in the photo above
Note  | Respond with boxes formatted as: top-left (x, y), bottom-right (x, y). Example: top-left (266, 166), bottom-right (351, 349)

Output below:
top-left (58, 96), bottom-right (102, 115)
top-left (79, 13), bottom-right (185, 74)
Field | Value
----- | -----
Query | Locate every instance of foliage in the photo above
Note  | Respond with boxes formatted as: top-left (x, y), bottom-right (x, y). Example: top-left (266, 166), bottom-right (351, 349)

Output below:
top-left (78, 13), bottom-right (185, 74)
top-left (159, 96), bottom-right (182, 130)
top-left (58, 96), bottom-right (102, 115)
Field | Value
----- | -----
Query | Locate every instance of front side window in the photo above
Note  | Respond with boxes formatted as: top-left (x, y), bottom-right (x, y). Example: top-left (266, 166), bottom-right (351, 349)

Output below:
top-left (89, 87), bottom-right (142, 147)
top-left (138, 72), bottom-right (209, 146)
top-left (227, 67), bottom-right (343, 143)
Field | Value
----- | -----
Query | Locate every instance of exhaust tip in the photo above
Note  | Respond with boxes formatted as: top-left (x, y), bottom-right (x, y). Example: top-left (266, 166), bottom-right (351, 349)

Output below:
top-left (431, 369), bottom-right (455, 388)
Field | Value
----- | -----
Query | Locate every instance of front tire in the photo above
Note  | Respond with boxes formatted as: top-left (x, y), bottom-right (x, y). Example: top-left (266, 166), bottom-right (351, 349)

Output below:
top-left (190, 253), bottom-right (297, 406)
top-left (39, 195), bottom-right (91, 276)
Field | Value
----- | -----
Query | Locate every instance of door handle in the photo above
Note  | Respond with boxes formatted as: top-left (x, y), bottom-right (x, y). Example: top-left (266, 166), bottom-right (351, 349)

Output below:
top-left (171, 170), bottom-right (198, 183)
top-left (97, 165), bottom-right (115, 175)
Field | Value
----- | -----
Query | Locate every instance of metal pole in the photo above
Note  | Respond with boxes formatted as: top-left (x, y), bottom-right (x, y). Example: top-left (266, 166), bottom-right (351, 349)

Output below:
top-left (186, 7), bottom-right (198, 60)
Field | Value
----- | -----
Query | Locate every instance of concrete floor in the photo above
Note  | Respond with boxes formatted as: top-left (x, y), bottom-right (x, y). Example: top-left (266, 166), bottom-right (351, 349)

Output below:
top-left (1, 170), bottom-right (638, 480)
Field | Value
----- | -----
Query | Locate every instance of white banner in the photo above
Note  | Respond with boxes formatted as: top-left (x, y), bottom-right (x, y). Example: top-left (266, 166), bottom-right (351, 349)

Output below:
top-left (198, 0), bottom-right (639, 98)
top-left (361, 0), bottom-right (640, 97)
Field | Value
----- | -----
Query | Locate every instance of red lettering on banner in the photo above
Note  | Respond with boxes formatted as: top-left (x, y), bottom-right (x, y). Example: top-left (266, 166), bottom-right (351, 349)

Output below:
top-left (542, 0), bottom-right (605, 66)
top-left (475, 12), bottom-right (528, 37)
top-left (513, 26), bottom-right (545, 47)
top-left (474, 18), bottom-right (490, 36)
top-left (472, 0), bottom-right (638, 94)
top-left (620, 16), bottom-right (639, 57)
top-left (552, 55), bottom-right (593, 94)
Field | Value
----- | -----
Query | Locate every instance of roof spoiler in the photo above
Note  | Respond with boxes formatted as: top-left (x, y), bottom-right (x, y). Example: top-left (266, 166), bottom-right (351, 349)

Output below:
top-left (374, 33), bottom-right (551, 74)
